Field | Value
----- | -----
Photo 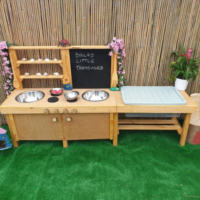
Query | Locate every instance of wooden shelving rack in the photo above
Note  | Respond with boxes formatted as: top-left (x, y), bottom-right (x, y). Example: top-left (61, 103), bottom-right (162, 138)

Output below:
top-left (8, 46), bottom-right (118, 89)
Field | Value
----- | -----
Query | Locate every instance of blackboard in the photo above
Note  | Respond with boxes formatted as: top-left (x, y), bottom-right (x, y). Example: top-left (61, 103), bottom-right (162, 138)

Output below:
top-left (70, 49), bottom-right (111, 88)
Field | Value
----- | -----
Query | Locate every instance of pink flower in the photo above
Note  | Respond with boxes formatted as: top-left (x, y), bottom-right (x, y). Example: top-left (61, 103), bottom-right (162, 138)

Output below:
top-left (2, 71), bottom-right (5, 76)
top-left (110, 42), bottom-right (116, 48)
top-left (116, 39), bottom-right (122, 43)
top-left (3, 57), bottom-right (7, 61)
top-left (4, 86), bottom-right (8, 90)
top-left (122, 48), bottom-right (126, 57)
top-left (118, 71), bottom-right (121, 74)
top-left (0, 41), bottom-right (7, 50)
top-left (7, 79), bottom-right (10, 83)
top-left (0, 51), bottom-right (8, 56)
top-left (108, 51), bottom-right (113, 56)
top-left (120, 81), bottom-right (124, 85)
top-left (118, 62), bottom-right (122, 65)
top-left (3, 60), bottom-right (9, 66)
top-left (119, 42), bottom-right (124, 49)
top-left (9, 75), bottom-right (12, 79)
top-left (4, 66), bottom-right (10, 73)
top-left (122, 70), bottom-right (125, 74)
top-left (113, 37), bottom-right (116, 41)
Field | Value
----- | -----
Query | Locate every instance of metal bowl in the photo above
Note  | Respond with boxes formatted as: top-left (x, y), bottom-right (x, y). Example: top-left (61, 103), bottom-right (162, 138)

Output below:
top-left (50, 88), bottom-right (63, 96)
top-left (82, 90), bottom-right (109, 102)
top-left (64, 91), bottom-right (79, 101)
top-left (15, 91), bottom-right (45, 103)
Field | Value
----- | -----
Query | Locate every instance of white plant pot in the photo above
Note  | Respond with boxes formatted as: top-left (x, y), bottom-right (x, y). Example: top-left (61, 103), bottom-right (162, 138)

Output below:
top-left (175, 78), bottom-right (188, 91)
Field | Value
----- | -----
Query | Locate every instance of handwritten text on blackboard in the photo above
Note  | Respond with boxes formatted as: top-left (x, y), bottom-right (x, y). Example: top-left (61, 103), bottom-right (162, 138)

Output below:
top-left (75, 52), bottom-right (103, 70)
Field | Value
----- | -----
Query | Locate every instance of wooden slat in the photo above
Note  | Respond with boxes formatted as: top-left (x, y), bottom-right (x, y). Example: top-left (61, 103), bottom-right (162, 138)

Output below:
top-left (118, 124), bottom-right (181, 130)
top-left (60, 49), bottom-right (72, 85)
top-left (118, 119), bottom-right (178, 125)
top-left (20, 75), bottom-right (63, 79)
top-left (8, 45), bottom-right (108, 50)
top-left (17, 60), bottom-right (62, 64)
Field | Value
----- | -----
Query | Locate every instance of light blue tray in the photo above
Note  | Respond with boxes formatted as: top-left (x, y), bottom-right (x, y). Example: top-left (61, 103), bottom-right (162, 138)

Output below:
top-left (121, 86), bottom-right (186, 105)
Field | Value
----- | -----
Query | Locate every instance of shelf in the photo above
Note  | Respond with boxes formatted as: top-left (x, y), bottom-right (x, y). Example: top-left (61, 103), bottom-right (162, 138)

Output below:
top-left (17, 60), bottom-right (62, 65)
top-left (20, 75), bottom-right (63, 79)
top-left (9, 45), bottom-right (108, 50)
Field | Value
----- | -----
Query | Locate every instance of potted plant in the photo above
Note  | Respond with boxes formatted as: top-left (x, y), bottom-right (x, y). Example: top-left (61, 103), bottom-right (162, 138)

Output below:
top-left (169, 44), bottom-right (200, 90)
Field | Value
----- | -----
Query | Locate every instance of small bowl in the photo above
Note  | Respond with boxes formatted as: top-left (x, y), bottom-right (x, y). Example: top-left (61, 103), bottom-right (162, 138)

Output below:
top-left (50, 88), bottom-right (63, 96)
top-left (64, 91), bottom-right (79, 101)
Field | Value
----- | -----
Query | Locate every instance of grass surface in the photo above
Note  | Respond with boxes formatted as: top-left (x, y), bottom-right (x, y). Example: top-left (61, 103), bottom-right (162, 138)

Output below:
top-left (0, 125), bottom-right (200, 200)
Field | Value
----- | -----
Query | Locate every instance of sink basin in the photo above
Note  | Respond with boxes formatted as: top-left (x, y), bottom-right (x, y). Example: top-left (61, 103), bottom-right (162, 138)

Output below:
top-left (82, 90), bottom-right (109, 102)
top-left (16, 91), bottom-right (45, 103)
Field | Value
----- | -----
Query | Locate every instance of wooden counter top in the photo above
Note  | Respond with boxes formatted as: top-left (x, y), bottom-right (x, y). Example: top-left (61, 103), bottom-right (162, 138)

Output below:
top-left (0, 88), bottom-right (117, 114)
top-left (115, 90), bottom-right (197, 113)
top-left (0, 88), bottom-right (197, 114)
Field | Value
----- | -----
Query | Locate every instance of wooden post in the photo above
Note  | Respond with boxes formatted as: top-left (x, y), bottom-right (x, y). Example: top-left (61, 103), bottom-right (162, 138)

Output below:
top-left (180, 113), bottom-right (191, 146)
top-left (60, 49), bottom-right (72, 86)
top-left (9, 50), bottom-right (23, 89)
top-left (6, 114), bottom-right (19, 147)
top-left (113, 113), bottom-right (118, 146)
top-left (111, 53), bottom-right (118, 87)
top-left (62, 140), bottom-right (68, 148)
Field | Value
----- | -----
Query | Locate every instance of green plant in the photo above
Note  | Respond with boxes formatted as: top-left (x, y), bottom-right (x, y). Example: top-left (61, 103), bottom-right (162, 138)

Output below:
top-left (169, 44), bottom-right (200, 81)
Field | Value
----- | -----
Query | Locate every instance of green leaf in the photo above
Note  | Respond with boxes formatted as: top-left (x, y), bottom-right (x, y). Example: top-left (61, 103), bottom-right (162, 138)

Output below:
top-left (172, 51), bottom-right (180, 57)
top-left (180, 44), bottom-right (186, 54)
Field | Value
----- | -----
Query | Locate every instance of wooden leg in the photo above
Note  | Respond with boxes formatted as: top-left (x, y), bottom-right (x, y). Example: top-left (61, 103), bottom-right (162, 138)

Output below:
top-left (110, 113), bottom-right (114, 140)
top-left (180, 113), bottom-right (191, 146)
top-left (113, 113), bottom-right (118, 146)
top-left (172, 117), bottom-right (182, 135)
top-left (62, 140), bottom-right (68, 148)
top-left (6, 114), bottom-right (19, 147)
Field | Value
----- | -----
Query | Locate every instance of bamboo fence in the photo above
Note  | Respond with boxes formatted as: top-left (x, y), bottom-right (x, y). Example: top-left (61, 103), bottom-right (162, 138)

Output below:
top-left (1, 0), bottom-right (200, 124)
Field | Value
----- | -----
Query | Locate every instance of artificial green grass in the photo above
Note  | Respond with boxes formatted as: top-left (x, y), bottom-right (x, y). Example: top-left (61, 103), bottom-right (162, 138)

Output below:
top-left (0, 125), bottom-right (200, 200)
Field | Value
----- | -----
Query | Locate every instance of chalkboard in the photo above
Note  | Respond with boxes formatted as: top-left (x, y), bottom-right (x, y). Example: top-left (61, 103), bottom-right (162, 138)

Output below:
top-left (70, 49), bottom-right (111, 88)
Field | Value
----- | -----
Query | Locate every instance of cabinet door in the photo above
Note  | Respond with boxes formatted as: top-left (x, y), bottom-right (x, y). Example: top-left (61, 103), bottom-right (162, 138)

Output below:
top-left (14, 114), bottom-right (63, 140)
top-left (63, 114), bottom-right (110, 140)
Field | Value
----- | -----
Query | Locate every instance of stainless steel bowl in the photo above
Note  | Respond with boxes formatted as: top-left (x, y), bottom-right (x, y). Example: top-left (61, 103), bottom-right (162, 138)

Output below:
top-left (82, 90), bottom-right (109, 102)
top-left (64, 91), bottom-right (79, 101)
top-left (15, 91), bottom-right (45, 103)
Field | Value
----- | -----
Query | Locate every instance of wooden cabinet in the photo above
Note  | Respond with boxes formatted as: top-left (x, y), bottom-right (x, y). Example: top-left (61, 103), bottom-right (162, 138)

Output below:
top-left (10, 113), bottom-right (112, 147)
top-left (62, 114), bottom-right (110, 140)
top-left (13, 114), bottom-right (63, 140)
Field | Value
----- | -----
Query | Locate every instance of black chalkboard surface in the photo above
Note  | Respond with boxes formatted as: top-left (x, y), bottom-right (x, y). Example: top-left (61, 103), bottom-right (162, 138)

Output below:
top-left (70, 49), bottom-right (111, 88)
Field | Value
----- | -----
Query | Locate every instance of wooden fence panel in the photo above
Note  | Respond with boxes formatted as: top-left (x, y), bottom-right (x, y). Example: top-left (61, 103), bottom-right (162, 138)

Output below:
top-left (1, 0), bottom-right (200, 123)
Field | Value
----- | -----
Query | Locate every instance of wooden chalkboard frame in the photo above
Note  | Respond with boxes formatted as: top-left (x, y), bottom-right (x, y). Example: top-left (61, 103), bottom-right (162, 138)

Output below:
top-left (8, 46), bottom-right (118, 89)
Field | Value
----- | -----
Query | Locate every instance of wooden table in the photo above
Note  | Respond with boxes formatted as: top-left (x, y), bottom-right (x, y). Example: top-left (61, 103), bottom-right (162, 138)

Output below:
top-left (0, 89), bottom-right (197, 147)
top-left (114, 91), bottom-right (197, 146)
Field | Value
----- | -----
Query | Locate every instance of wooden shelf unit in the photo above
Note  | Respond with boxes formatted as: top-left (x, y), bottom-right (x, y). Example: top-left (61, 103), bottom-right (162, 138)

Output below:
top-left (8, 46), bottom-right (118, 89)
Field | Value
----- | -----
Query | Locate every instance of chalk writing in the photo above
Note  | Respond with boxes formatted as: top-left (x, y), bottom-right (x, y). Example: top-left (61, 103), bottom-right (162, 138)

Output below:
top-left (75, 52), bottom-right (94, 58)
top-left (76, 59), bottom-right (95, 63)
top-left (76, 66), bottom-right (103, 70)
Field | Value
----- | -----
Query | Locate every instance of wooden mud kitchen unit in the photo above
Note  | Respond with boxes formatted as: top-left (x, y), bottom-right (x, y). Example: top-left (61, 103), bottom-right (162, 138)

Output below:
top-left (0, 46), bottom-right (197, 148)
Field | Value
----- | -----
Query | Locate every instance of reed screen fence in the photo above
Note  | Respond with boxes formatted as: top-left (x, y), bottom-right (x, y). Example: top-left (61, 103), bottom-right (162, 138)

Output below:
top-left (1, 0), bottom-right (200, 124)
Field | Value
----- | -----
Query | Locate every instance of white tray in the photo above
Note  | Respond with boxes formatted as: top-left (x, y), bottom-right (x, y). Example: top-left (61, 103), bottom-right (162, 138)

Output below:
top-left (121, 86), bottom-right (186, 105)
